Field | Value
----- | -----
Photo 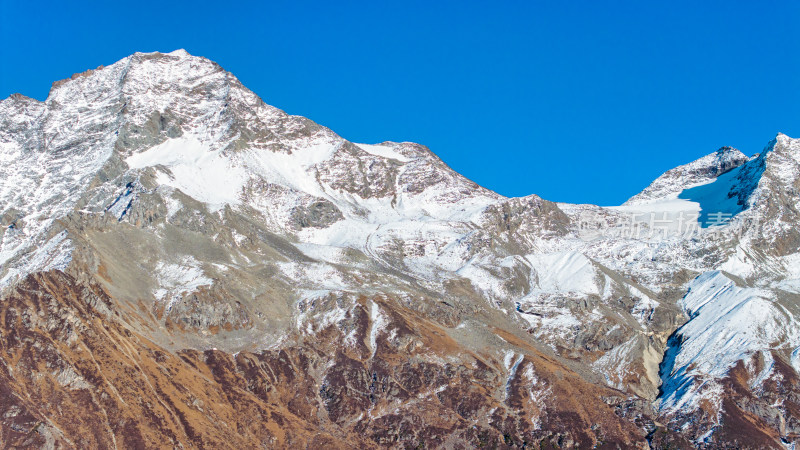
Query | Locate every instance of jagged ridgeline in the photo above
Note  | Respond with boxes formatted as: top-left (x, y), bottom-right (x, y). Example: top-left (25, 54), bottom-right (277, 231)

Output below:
top-left (1, 50), bottom-right (799, 448)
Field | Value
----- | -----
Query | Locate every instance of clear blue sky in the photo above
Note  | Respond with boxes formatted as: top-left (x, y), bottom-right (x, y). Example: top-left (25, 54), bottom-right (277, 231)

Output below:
top-left (1, 1), bottom-right (798, 205)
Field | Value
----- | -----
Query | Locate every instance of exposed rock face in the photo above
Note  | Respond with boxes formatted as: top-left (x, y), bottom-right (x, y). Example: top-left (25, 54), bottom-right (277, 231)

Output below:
top-left (1, 50), bottom-right (799, 448)
top-left (1, 272), bottom-right (651, 448)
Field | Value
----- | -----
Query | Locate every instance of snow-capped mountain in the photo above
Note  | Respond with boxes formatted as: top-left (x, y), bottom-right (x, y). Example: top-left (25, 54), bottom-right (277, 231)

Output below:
top-left (1, 50), bottom-right (798, 448)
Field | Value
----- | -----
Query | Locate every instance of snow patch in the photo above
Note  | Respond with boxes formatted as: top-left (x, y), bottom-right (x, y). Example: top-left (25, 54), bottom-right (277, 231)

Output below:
top-left (126, 135), bottom-right (247, 211)
top-left (0, 230), bottom-right (73, 288)
top-left (153, 256), bottom-right (213, 309)
top-left (660, 271), bottom-right (800, 412)
top-left (355, 143), bottom-right (412, 162)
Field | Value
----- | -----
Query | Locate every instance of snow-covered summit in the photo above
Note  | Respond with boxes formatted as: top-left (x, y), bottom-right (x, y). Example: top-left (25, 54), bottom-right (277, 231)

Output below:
top-left (625, 146), bottom-right (749, 206)
top-left (0, 50), bottom-right (504, 287)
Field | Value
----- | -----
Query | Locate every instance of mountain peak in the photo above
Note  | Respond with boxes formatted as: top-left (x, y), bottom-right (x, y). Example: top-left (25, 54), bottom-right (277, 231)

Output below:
top-left (156, 48), bottom-right (192, 57)
top-left (128, 49), bottom-right (215, 66)
top-left (0, 92), bottom-right (41, 108)
top-left (47, 50), bottom-right (227, 103)
top-left (714, 145), bottom-right (740, 157)
top-left (773, 132), bottom-right (800, 155)
top-left (625, 145), bottom-right (748, 205)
